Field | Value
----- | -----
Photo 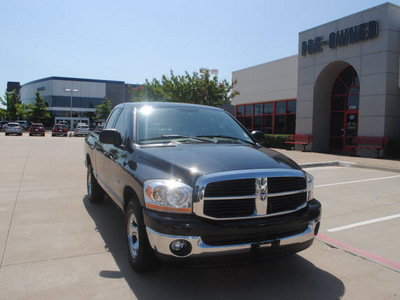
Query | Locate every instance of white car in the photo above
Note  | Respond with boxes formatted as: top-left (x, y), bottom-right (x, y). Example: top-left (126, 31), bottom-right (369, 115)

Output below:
top-left (5, 122), bottom-right (23, 136)
top-left (74, 124), bottom-right (90, 137)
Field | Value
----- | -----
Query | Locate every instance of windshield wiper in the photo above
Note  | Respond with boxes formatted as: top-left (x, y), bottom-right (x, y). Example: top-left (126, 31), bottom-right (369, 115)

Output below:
top-left (139, 135), bottom-right (211, 143)
top-left (196, 135), bottom-right (256, 145)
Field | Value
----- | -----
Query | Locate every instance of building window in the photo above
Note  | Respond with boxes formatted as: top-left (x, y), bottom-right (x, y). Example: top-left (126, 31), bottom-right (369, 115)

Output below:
top-left (330, 66), bottom-right (360, 152)
top-left (235, 100), bottom-right (296, 134)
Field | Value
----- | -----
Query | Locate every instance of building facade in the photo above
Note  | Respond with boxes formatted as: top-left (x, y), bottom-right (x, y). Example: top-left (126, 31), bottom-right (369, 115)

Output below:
top-left (232, 3), bottom-right (400, 156)
top-left (18, 76), bottom-right (134, 129)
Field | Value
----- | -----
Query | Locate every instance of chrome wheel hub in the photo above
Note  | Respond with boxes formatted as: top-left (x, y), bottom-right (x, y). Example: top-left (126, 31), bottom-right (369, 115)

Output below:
top-left (87, 169), bottom-right (92, 196)
top-left (127, 213), bottom-right (140, 259)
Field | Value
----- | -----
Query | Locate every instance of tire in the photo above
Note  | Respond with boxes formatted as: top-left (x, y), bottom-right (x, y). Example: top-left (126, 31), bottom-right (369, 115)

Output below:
top-left (87, 164), bottom-right (105, 203)
top-left (126, 201), bottom-right (160, 272)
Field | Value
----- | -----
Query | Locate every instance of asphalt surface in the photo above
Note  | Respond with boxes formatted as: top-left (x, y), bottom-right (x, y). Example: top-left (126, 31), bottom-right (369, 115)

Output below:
top-left (0, 133), bottom-right (399, 299)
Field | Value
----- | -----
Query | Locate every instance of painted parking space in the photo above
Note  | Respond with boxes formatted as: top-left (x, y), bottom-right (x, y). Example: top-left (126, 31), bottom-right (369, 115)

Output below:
top-left (306, 166), bottom-right (400, 271)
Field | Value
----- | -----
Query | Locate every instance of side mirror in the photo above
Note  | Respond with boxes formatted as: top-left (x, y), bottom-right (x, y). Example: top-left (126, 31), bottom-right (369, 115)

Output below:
top-left (99, 129), bottom-right (122, 146)
top-left (251, 131), bottom-right (265, 144)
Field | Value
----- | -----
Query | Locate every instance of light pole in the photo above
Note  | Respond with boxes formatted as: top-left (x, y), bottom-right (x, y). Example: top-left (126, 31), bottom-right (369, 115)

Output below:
top-left (200, 68), bottom-right (218, 75)
top-left (65, 88), bottom-right (78, 134)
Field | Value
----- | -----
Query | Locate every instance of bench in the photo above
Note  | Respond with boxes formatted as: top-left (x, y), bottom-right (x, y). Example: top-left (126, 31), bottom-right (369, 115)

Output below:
top-left (285, 134), bottom-right (312, 152)
top-left (349, 136), bottom-right (389, 157)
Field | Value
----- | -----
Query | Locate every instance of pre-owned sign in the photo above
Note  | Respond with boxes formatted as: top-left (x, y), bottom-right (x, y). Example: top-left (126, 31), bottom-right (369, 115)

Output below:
top-left (301, 21), bottom-right (379, 56)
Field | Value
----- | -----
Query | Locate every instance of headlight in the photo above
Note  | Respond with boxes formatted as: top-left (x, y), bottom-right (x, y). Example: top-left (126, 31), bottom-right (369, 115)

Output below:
top-left (144, 180), bottom-right (193, 213)
top-left (305, 172), bottom-right (314, 201)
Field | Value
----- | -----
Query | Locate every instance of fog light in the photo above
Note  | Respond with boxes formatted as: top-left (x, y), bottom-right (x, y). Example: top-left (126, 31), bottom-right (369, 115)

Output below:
top-left (170, 240), bottom-right (192, 257)
top-left (171, 240), bottom-right (185, 251)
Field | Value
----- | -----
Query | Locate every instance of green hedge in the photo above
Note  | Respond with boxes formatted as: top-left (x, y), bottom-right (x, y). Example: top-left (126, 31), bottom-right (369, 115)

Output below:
top-left (261, 134), bottom-right (291, 149)
top-left (387, 139), bottom-right (400, 159)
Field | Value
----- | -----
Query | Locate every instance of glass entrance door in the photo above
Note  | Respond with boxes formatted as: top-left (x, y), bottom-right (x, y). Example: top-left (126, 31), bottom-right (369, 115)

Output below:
top-left (329, 66), bottom-right (360, 152)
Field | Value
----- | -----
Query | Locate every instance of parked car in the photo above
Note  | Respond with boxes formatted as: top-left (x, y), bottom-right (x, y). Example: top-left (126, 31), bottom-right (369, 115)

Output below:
top-left (17, 120), bottom-right (29, 130)
top-left (5, 122), bottom-right (23, 136)
top-left (52, 124), bottom-right (68, 137)
top-left (74, 124), bottom-right (90, 137)
top-left (29, 123), bottom-right (45, 136)
top-left (85, 102), bottom-right (321, 272)
top-left (93, 125), bottom-right (104, 134)
top-left (57, 121), bottom-right (69, 129)
top-left (0, 121), bottom-right (9, 132)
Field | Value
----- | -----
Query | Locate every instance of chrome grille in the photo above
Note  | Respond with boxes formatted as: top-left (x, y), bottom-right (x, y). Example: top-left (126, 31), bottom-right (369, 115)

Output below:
top-left (267, 192), bottom-right (307, 214)
top-left (205, 178), bottom-right (255, 197)
top-left (203, 198), bottom-right (255, 218)
top-left (194, 170), bottom-right (307, 220)
top-left (268, 177), bottom-right (306, 193)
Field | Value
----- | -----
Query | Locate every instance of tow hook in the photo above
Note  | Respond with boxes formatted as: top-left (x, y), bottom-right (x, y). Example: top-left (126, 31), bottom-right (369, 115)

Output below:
top-left (251, 240), bottom-right (280, 253)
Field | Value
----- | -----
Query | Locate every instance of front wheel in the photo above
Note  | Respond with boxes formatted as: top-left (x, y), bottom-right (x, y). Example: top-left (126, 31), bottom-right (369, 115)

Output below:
top-left (126, 201), bottom-right (159, 272)
top-left (87, 164), bottom-right (104, 203)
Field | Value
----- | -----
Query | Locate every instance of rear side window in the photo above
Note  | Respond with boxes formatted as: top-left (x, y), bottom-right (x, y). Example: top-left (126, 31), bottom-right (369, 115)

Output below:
top-left (104, 108), bottom-right (121, 129)
top-left (113, 108), bottom-right (127, 145)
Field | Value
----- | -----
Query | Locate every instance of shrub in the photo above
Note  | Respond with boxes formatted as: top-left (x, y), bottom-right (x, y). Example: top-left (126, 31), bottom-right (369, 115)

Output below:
top-left (387, 139), bottom-right (400, 159)
top-left (261, 134), bottom-right (291, 149)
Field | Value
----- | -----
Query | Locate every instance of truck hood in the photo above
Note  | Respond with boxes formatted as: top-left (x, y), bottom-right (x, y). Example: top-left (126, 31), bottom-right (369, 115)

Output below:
top-left (135, 143), bottom-right (301, 183)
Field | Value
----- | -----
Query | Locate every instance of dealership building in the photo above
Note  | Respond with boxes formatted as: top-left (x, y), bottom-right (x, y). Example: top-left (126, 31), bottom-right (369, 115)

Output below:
top-left (17, 76), bottom-right (134, 129)
top-left (232, 3), bottom-right (400, 156)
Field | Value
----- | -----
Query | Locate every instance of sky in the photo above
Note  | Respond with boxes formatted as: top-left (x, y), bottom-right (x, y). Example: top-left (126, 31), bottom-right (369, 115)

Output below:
top-left (1, 0), bottom-right (399, 94)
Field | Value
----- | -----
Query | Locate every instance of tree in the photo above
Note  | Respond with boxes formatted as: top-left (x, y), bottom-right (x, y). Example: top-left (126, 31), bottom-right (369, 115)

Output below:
top-left (95, 97), bottom-right (113, 121)
top-left (29, 91), bottom-right (51, 122)
top-left (129, 70), bottom-right (239, 106)
top-left (16, 102), bottom-right (30, 121)
top-left (0, 89), bottom-right (20, 120)
top-left (0, 94), bottom-right (6, 120)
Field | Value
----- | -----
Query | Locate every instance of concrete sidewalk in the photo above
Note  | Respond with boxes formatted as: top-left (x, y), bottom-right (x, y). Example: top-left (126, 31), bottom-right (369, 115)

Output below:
top-left (273, 148), bottom-right (400, 170)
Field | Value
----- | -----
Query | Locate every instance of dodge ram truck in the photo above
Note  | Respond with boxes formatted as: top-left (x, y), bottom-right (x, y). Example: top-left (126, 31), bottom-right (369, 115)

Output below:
top-left (84, 102), bottom-right (321, 272)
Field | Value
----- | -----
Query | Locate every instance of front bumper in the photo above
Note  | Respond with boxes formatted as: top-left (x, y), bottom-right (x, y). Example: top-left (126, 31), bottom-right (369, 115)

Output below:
top-left (144, 199), bottom-right (321, 261)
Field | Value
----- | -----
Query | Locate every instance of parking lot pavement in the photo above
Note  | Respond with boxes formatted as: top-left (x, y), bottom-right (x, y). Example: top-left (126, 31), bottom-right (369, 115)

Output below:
top-left (0, 135), bottom-right (399, 299)
top-left (307, 166), bottom-right (400, 271)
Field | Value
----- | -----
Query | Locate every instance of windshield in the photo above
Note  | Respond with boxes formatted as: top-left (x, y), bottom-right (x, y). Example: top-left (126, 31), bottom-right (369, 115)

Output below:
top-left (136, 105), bottom-right (253, 145)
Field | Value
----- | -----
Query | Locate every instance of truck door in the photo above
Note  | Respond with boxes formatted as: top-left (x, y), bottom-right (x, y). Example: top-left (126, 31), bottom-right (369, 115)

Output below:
top-left (105, 108), bottom-right (128, 207)
top-left (96, 108), bottom-right (121, 190)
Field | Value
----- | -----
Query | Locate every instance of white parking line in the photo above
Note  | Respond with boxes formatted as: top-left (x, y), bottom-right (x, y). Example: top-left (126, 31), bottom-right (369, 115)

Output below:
top-left (315, 175), bottom-right (400, 188)
top-left (327, 214), bottom-right (400, 232)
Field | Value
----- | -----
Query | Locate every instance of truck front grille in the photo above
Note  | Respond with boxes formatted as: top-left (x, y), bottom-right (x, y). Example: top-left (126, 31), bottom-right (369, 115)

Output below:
top-left (203, 198), bottom-right (255, 218)
top-left (267, 192), bottom-right (307, 214)
top-left (196, 172), bottom-right (308, 220)
top-left (267, 177), bottom-right (306, 193)
top-left (205, 178), bottom-right (255, 197)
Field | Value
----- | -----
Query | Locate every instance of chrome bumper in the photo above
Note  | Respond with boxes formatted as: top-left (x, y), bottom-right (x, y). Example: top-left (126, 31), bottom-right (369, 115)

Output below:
top-left (146, 220), bottom-right (320, 258)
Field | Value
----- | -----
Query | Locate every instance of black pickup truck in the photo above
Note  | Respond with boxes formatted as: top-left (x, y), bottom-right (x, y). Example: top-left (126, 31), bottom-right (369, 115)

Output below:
top-left (85, 102), bottom-right (321, 272)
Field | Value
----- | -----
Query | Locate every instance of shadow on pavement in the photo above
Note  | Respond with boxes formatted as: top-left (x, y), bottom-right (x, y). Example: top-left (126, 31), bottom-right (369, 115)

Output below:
top-left (84, 196), bottom-right (345, 300)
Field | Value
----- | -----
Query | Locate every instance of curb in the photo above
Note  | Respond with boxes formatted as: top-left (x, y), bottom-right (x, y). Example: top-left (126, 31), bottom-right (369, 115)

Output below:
top-left (300, 161), bottom-right (355, 169)
top-left (300, 161), bottom-right (400, 173)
